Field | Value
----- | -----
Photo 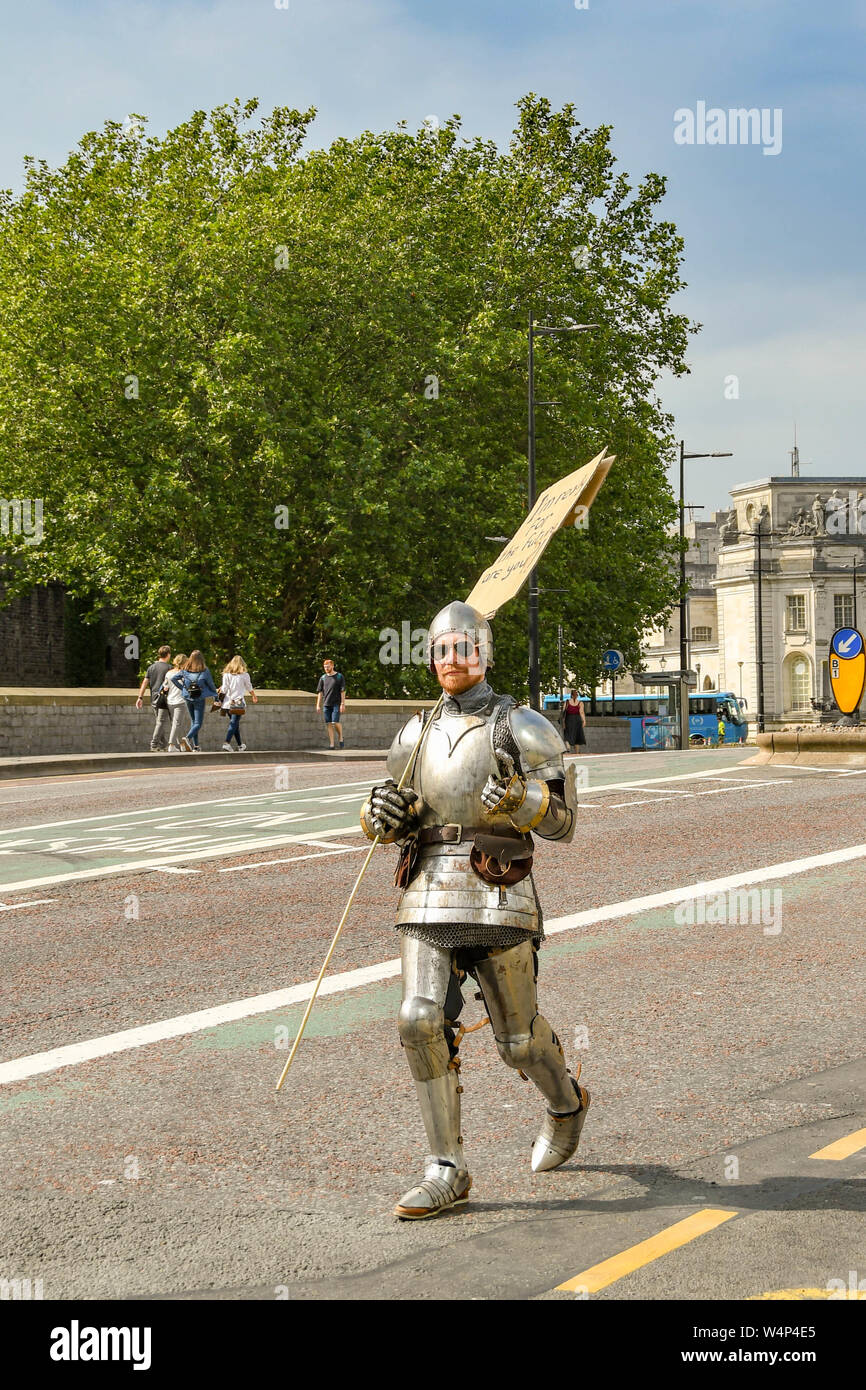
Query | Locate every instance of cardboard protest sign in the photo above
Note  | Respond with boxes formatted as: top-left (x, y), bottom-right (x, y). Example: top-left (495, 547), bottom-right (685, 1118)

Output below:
top-left (465, 448), bottom-right (614, 618)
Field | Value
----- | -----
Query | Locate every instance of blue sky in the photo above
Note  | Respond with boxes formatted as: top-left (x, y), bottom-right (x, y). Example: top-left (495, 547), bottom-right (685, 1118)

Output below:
top-left (2, 0), bottom-right (864, 515)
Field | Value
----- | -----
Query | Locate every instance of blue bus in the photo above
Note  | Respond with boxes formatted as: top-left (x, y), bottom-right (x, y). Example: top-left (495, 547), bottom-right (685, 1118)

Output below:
top-left (544, 691), bottom-right (749, 750)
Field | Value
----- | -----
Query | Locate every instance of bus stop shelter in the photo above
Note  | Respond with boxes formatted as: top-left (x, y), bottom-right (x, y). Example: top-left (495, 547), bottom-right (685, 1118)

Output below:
top-left (633, 670), bottom-right (697, 750)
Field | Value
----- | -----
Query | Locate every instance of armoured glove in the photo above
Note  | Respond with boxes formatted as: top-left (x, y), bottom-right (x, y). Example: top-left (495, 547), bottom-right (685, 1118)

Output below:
top-left (361, 780), bottom-right (418, 842)
top-left (481, 751), bottom-right (527, 816)
top-left (481, 751), bottom-right (552, 832)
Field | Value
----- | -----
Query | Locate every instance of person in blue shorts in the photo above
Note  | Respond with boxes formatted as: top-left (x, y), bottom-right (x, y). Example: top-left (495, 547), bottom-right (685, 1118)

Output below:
top-left (315, 658), bottom-right (346, 749)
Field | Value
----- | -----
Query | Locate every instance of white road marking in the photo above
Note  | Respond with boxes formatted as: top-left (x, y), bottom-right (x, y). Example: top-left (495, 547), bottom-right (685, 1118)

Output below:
top-left (151, 867), bottom-right (202, 875)
top-left (604, 798), bottom-right (683, 808)
top-left (0, 898), bottom-right (57, 911)
top-left (577, 768), bottom-right (759, 796)
top-left (764, 764), bottom-right (854, 774)
top-left (600, 779), bottom-right (790, 809)
top-left (0, 825), bottom-right (364, 894)
top-left (3, 836), bottom-right (865, 1087)
top-left (0, 779), bottom-right (372, 836)
top-left (218, 846), bottom-right (364, 873)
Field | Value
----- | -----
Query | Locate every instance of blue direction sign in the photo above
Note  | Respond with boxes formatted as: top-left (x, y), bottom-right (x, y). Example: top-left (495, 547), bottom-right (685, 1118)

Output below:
top-left (830, 628), bottom-right (864, 659)
top-left (601, 648), bottom-right (624, 673)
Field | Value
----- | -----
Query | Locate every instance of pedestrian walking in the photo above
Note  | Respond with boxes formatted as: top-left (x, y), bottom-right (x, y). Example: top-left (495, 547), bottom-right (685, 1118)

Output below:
top-left (561, 689), bottom-right (587, 753)
top-left (164, 654), bottom-right (188, 752)
top-left (135, 645), bottom-right (173, 751)
top-left (315, 658), bottom-right (346, 749)
top-left (219, 655), bottom-right (258, 751)
top-left (170, 650), bottom-right (218, 751)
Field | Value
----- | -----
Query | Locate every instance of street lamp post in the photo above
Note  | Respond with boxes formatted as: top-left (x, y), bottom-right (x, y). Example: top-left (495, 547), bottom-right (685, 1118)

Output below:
top-left (527, 311), bottom-right (598, 709)
top-left (678, 441), bottom-right (733, 674)
top-left (738, 660), bottom-right (744, 700)
top-left (752, 508), bottom-right (783, 734)
top-left (557, 624), bottom-right (564, 708)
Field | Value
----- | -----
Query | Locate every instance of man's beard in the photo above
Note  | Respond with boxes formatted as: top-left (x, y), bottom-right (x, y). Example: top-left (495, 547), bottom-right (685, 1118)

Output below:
top-left (436, 668), bottom-right (485, 695)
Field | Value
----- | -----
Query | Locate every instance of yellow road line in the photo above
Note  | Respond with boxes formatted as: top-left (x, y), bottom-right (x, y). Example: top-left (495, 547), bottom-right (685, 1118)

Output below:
top-left (555, 1208), bottom-right (737, 1294)
top-left (809, 1127), bottom-right (866, 1161)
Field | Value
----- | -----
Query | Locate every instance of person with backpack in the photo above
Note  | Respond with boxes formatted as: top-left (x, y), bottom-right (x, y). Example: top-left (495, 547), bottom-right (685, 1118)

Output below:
top-left (170, 650), bottom-right (217, 751)
top-left (135, 645), bottom-right (172, 751)
top-left (218, 655), bottom-right (258, 751)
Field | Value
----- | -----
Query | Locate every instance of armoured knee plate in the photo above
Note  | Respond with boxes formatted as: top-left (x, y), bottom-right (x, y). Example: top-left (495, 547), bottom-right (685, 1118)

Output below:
top-left (398, 996), bottom-right (451, 1082)
top-left (494, 1014), bottom-right (580, 1114)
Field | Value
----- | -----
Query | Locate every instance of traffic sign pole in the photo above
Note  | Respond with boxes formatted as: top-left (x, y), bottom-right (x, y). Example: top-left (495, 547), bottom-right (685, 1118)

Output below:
top-left (828, 627), bottom-right (865, 720)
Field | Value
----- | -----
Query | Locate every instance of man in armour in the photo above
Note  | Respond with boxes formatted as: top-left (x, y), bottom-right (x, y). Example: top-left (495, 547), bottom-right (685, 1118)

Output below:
top-left (360, 600), bottom-right (590, 1219)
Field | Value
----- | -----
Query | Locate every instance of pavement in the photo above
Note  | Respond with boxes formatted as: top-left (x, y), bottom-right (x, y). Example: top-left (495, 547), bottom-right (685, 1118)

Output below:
top-left (0, 746), bottom-right (863, 1302)
top-left (0, 747), bottom-right (385, 779)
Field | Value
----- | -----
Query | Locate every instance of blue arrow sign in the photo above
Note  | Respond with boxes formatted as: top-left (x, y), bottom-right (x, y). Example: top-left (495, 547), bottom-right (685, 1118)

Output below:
top-left (831, 628), bottom-right (863, 659)
top-left (602, 648), bottom-right (624, 672)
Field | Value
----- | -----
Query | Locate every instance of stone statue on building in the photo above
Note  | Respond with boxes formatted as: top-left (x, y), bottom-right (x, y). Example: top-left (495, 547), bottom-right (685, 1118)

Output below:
top-left (752, 503), bottom-right (770, 535)
top-left (811, 493), bottom-right (826, 536)
top-left (718, 508), bottom-right (739, 544)
top-left (826, 489), bottom-right (847, 535)
top-left (786, 506), bottom-right (810, 537)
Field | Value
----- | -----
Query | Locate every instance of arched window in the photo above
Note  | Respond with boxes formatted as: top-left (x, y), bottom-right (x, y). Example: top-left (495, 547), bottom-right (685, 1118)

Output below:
top-left (786, 655), bottom-right (811, 712)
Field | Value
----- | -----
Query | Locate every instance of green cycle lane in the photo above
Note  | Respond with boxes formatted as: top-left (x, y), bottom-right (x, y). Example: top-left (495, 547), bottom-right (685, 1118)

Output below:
top-left (0, 780), bottom-right (374, 893)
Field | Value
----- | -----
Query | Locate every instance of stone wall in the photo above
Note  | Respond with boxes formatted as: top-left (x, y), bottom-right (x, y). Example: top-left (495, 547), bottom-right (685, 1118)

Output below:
top-left (0, 689), bottom-right (633, 758)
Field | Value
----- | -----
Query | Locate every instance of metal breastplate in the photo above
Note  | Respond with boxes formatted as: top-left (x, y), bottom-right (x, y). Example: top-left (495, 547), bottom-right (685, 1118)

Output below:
top-left (386, 703), bottom-right (539, 932)
top-left (415, 715), bottom-right (495, 826)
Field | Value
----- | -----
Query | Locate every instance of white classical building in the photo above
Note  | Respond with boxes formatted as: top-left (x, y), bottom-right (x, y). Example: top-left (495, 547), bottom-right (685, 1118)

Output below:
top-left (623, 476), bottom-right (865, 724)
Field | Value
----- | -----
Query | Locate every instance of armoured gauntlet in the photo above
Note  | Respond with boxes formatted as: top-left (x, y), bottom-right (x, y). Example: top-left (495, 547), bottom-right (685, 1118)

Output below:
top-left (481, 753), bottom-right (576, 841)
top-left (360, 780), bottom-right (419, 843)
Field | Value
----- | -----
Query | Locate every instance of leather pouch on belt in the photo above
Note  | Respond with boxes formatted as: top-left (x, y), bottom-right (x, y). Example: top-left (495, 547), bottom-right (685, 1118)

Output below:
top-left (394, 836), bottom-right (421, 888)
top-left (470, 834), bottom-right (533, 887)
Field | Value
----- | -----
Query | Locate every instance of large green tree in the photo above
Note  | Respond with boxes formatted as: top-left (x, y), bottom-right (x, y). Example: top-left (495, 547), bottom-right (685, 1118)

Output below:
top-left (0, 95), bottom-right (693, 695)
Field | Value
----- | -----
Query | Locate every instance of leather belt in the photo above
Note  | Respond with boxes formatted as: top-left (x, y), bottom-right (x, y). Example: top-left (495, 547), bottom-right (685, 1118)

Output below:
top-left (418, 824), bottom-right (528, 845)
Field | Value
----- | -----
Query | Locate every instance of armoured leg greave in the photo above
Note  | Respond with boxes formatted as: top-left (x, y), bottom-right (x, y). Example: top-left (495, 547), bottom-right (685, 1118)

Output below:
top-left (493, 1012), bottom-right (581, 1114)
top-left (398, 995), bottom-right (465, 1168)
top-left (473, 941), bottom-right (578, 1112)
top-left (398, 938), bottom-right (467, 1167)
top-left (396, 938), bottom-right (472, 1217)
top-left (473, 939), bottom-right (591, 1171)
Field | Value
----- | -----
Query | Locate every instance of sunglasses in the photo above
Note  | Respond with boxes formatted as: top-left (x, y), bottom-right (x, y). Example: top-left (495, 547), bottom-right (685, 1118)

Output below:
top-left (432, 639), bottom-right (477, 663)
